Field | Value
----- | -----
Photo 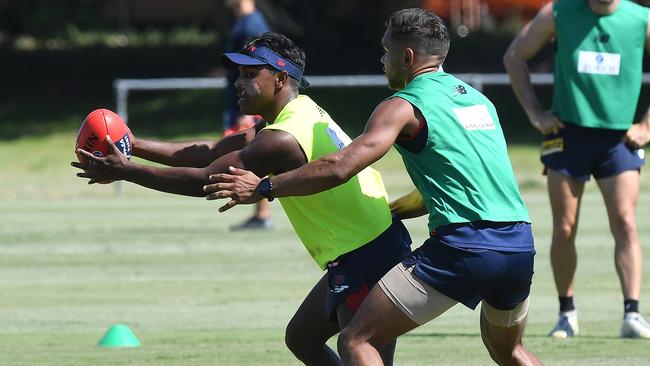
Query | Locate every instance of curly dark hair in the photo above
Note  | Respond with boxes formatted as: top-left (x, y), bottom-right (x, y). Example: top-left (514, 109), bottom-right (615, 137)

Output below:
top-left (386, 8), bottom-right (450, 59)
top-left (241, 32), bottom-right (306, 90)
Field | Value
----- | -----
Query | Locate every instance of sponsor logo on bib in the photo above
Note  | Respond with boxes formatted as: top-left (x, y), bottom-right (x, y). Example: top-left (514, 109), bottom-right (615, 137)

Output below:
top-left (452, 104), bottom-right (495, 131)
top-left (327, 122), bottom-right (352, 150)
top-left (541, 138), bottom-right (564, 156)
top-left (577, 51), bottom-right (620, 75)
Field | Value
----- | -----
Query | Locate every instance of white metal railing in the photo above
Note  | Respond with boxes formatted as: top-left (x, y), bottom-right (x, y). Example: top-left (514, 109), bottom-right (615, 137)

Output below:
top-left (111, 72), bottom-right (650, 194)
top-left (113, 73), bottom-right (561, 123)
top-left (115, 73), bottom-right (650, 123)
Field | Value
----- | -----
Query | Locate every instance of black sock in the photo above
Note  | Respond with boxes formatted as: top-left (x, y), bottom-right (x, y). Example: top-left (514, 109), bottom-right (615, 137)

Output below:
top-left (624, 299), bottom-right (639, 313)
top-left (559, 296), bottom-right (575, 312)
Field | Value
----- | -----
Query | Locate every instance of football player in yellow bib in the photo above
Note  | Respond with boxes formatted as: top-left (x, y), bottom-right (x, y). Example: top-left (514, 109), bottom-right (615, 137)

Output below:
top-left (73, 32), bottom-right (411, 365)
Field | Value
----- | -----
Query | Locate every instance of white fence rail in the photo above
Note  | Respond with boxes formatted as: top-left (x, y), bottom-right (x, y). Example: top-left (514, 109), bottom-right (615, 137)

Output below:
top-left (113, 73), bottom-right (562, 123)
top-left (111, 72), bottom-right (650, 194)
top-left (115, 73), bottom-right (650, 123)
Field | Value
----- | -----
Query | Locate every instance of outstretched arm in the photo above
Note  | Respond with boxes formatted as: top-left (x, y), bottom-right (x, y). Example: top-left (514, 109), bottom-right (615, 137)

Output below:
top-left (74, 137), bottom-right (242, 196)
top-left (206, 97), bottom-right (419, 211)
top-left (72, 129), bottom-right (304, 197)
top-left (503, 2), bottom-right (562, 135)
top-left (133, 122), bottom-right (262, 167)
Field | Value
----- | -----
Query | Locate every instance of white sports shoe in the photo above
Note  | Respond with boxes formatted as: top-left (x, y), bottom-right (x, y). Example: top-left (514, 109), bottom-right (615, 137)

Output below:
top-left (549, 311), bottom-right (579, 338)
top-left (620, 312), bottom-right (650, 339)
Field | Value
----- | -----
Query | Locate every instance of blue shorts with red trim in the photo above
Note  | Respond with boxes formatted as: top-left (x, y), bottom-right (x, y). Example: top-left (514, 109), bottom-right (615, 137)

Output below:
top-left (541, 122), bottom-right (645, 181)
top-left (326, 216), bottom-right (412, 321)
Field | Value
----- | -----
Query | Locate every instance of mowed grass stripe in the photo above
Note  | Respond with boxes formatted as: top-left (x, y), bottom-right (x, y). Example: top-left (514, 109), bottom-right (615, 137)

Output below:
top-left (0, 134), bottom-right (649, 365)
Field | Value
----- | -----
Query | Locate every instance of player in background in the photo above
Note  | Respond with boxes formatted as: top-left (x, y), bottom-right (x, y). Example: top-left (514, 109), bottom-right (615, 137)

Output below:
top-left (504, 0), bottom-right (650, 339)
top-left (73, 32), bottom-right (411, 365)
top-left (223, 0), bottom-right (273, 230)
top-left (115, 0), bottom-right (266, 177)
top-left (205, 9), bottom-right (541, 365)
top-left (223, 0), bottom-right (269, 134)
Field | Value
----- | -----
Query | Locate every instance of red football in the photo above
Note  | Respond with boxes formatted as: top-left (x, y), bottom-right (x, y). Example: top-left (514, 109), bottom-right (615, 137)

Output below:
top-left (75, 109), bottom-right (134, 183)
top-left (76, 108), bottom-right (133, 162)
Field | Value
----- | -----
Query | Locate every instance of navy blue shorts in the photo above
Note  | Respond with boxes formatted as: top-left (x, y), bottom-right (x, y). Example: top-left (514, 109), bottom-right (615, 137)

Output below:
top-left (541, 122), bottom-right (645, 181)
top-left (406, 222), bottom-right (535, 310)
top-left (326, 216), bottom-right (412, 320)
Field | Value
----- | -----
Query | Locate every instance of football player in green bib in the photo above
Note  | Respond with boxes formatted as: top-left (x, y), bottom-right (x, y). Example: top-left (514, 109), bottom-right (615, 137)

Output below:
top-left (73, 32), bottom-right (412, 365)
top-left (505, 0), bottom-right (650, 339)
top-left (206, 9), bottom-right (542, 365)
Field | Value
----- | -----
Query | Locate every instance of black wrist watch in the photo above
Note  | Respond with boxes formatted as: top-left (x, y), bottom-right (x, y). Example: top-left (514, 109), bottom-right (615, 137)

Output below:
top-left (257, 177), bottom-right (274, 201)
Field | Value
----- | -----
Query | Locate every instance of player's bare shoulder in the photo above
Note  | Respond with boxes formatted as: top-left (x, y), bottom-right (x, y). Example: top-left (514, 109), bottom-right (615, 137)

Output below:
top-left (369, 97), bottom-right (420, 137)
top-left (527, 2), bottom-right (556, 40)
top-left (505, 2), bottom-right (555, 61)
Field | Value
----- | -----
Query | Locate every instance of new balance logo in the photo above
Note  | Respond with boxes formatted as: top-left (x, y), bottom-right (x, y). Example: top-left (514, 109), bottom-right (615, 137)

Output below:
top-left (453, 85), bottom-right (467, 96)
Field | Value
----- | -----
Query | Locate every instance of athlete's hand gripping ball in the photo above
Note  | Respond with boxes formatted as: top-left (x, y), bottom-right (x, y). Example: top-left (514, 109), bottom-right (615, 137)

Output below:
top-left (72, 108), bottom-right (134, 184)
top-left (75, 109), bottom-right (133, 162)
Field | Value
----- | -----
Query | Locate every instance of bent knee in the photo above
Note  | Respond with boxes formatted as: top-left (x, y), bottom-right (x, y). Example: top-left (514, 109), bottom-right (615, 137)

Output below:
top-left (337, 327), bottom-right (366, 355)
top-left (284, 324), bottom-right (321, 356)
top-left (284, 326), bottom-right (301, 354)
top-left (337, 327), bottom-right (357, 349)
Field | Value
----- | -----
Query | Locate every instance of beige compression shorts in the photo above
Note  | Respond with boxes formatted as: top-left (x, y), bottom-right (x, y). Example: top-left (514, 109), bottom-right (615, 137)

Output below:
top-left (378, 262), bottom-right (530, 327)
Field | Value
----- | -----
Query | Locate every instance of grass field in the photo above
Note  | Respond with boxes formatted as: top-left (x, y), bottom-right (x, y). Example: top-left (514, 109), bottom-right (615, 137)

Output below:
top-left (1, 132), bottom-right (649, 365)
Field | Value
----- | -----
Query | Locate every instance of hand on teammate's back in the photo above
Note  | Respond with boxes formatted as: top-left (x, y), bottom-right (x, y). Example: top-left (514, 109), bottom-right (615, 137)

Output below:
top-left (204, 166), bottom-right (263, 211)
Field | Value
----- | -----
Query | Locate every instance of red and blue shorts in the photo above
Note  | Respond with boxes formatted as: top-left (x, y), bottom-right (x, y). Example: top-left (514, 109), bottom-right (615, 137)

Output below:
top-left (325, 216), bottom-right (411, 320)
